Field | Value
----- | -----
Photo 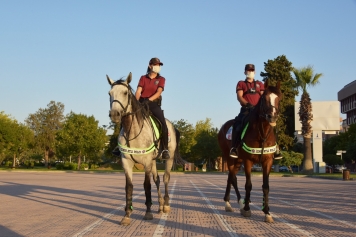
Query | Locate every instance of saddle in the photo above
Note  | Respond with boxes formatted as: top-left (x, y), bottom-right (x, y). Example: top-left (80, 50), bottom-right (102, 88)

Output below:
top-left (148, 115), bottom-right (171, 143)
top-left (226, 113), bottom-right (251, 140)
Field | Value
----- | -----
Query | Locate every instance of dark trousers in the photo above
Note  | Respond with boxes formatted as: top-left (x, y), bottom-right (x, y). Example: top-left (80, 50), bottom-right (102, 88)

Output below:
top-left (231, 107), bottom-right (249, 148)
top-left (141, 99), bottom-right (168, 150)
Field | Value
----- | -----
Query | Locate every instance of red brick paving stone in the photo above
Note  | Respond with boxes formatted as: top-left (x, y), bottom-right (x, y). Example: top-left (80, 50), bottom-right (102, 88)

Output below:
top-left (195, 174), bottom-right (352, 236)
top-left (1, 171), bottom-right (356, 237)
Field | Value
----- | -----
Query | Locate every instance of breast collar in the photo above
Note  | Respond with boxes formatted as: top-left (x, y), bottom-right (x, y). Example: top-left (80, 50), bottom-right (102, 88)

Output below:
top-left (243, 80), bottom-right (258, 95)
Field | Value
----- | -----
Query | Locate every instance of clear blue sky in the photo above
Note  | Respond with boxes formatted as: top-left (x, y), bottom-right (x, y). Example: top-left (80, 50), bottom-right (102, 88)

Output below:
top-left (1, 0), bottom-right (356, 131)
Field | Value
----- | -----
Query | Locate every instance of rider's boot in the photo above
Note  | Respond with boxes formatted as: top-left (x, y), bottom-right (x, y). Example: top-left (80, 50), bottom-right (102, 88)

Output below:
top-left (229, 124), bottom-right (241, 158)
top-left (112, 146), bottom-right (121, 157)
top-left (161, 130), bottom-right (170, 160)
top-left (274, 145), bottom-right (283, 160)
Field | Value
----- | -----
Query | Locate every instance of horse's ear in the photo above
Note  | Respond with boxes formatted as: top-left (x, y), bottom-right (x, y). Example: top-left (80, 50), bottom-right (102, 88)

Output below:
top-left (264, 79), bottom-right (269, 88)
top-left (106, 75), bottom-right (115, 85)
top-left (126, 72), bottom-right (132, 84)
top-left (276, 81), bottom-right (281, 90)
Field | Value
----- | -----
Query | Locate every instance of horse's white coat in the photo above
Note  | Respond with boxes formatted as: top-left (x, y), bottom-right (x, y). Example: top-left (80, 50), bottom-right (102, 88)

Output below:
top-left (269, 93), bottom-right (278, 115)
top-left (107, 73), bottom-right (178, 225)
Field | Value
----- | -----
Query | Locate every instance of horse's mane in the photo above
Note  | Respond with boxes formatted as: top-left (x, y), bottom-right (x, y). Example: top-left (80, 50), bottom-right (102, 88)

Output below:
top-left (113, 79), bottom-right (150, 121)
top-left (265, 85), bottom-right (282, 98)
top-left (250, 84), bottom-right (282, 120)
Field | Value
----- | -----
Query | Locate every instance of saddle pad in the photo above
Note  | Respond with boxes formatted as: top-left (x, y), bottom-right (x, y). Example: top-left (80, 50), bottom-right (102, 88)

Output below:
top-left (226, 126), bottom-right (233, 140)
top-left (119, 116), bottom-right (171, 142)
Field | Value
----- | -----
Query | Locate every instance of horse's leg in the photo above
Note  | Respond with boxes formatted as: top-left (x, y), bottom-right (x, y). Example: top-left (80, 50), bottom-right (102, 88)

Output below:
top-left (224, 170), bottom-right (233, 212)
top-left (262, 158), bottom-right (274, 223)
top-left (143, 169), bottom-right (153, 220)
top-left (163, 157), bottom-right (173, 213)
top-left (241, 159), bottom-right (253, 217)
top-left (121, 158), bottom-right (134, 226)
top-left (231, 158), bottom-right (244, 210)
top-left (224, 154), bottom-right (240, 212)
top-left (151, 162), bottom-right (164, 213)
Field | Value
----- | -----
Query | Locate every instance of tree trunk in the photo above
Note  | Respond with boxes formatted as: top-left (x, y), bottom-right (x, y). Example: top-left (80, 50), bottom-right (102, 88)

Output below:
top-left (44, 149), bottom-right (49, 167)
top-left (77, 151), bottom-right (81, 170)
top-left (302, 136), bottom-right (313, 174)
top-left (12, 154), bottom-right (16, 169)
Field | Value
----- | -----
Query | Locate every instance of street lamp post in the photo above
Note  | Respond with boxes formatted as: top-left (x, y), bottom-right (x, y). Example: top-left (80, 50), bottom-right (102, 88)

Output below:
top-left (336, 150), bottom-right (346, 160)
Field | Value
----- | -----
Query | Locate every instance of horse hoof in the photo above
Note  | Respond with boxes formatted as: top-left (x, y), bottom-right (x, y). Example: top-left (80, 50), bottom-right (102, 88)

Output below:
top-left (225, 206), bottom-right (233, 212)
top-left (143, 212), bottom-right (153, 220)
top-left (264, 214), bottom-right (274, 223)
top-left (163, 205), bottom-right (171, 213)
top-left (225, 201), bottom-right (233, 212)
top-left (120, 217), bottom-right (131, 226)
top-left (240, 209), bottom-right (251, 217)
top-left (238, 199), bottom-right (244, 210)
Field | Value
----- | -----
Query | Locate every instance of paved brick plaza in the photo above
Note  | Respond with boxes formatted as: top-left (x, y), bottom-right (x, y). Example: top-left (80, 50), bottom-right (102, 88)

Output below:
top-left (0, 171), bottom-right (355, 237)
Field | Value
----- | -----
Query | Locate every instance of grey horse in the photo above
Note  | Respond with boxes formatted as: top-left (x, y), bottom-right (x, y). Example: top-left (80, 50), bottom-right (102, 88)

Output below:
top-left (107, 72), bottom-right (182, 226)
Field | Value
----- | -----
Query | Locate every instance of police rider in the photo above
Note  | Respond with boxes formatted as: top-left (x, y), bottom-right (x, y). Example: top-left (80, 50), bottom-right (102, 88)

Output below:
top-left (229, 64), bottom-right (282, 160)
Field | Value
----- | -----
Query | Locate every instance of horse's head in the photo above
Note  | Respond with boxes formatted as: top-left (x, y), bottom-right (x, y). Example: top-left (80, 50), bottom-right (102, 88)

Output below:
top-left (259, 80), bottom-right (283, 127)
top-left (107, 72), bottom-right (133, 123)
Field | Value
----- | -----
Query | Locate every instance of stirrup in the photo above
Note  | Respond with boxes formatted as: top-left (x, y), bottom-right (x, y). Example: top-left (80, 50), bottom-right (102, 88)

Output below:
top-left (161, 150), bottom-right (170, 160)
top-left (229, 148), bottom-right (238, 158)
top-left (112, 147), bottom-right (121, 157)
top-left (274, 152), bottom-right (283, 160)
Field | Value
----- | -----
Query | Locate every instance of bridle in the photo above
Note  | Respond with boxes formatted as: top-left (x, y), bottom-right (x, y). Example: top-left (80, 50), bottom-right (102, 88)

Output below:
top-left (109, 81), bottom-right (153, 144)
top-left (259, 93), bottom-right (279, 121)
top-left (110, 81), bottom-right (132, 117)
top-left (256, 91), bottom-right (280, 162)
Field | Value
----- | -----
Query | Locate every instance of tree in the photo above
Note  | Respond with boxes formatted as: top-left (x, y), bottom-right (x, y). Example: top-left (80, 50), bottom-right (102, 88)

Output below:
top-left (56, 112), bottom-right (107, 170)
top-left (190, 128), bottom-right (220, 170)
top-left (293, 66), bottom-right (323, 174)
top-left (0, 112), bottom-right (34, 166)
top-left (343, 124), bottom-right (356, 163)
top-left (190, 118), bottom-right (220, 168)
top-left (105, 122), bottom-right (121, 161)
top-left (25, 101), bottom-right (65, 167)
top-left (278, 151), bottom-right (303, 173)
top-left (172, 119), bottom-right (195, 159)
top-left (323, 154), bottom-right (344, 166)
top-left (0, 112), bottom-right (18, 164)
top-left (323, 133), bottom-right (348, 158)
top-left (260, 55), bottom-right (299, 151)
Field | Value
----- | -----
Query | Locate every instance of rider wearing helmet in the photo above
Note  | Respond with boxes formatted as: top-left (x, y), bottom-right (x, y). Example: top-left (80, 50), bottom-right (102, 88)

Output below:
top-left (229, 64), bottom-right (282, 159)
top-left (135, 57), bottom-right (170, 160)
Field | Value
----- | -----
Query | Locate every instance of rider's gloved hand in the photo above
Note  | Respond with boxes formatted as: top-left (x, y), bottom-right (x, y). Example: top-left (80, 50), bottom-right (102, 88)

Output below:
top-left (140, 98), bottom-right (150, 104)
top-left (246, 103), bottom-right (254, 109)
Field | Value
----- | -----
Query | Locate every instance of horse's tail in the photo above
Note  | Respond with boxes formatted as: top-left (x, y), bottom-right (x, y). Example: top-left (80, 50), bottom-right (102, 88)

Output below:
top-left (173, 128), bottom-right (187, 166)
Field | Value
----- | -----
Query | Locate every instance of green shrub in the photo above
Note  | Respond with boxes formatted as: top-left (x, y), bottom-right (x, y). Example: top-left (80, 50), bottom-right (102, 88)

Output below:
top-left (66, 162), bottom-right (78, 170)
top-left (56, 163), bottom-right (65, 170)
top-left (80, 163), bottom-right (89, 170)
top-left (5, 161), bottom-right (12, 167)
top-left (89, 163), bottom-right (99, 169)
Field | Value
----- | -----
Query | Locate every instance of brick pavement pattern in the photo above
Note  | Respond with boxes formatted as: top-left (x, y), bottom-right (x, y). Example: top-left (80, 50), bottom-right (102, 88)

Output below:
top-left (0, 171), bottom-right (355, 237)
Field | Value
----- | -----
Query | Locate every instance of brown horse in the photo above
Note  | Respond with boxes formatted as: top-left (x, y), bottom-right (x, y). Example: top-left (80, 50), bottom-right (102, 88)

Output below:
top-left (218, 80), bottom-right (282, 223)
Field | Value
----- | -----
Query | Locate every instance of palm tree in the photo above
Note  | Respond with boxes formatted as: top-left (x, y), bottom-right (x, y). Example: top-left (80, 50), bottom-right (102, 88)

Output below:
top-left (293, 66), bottom-right (323, 174)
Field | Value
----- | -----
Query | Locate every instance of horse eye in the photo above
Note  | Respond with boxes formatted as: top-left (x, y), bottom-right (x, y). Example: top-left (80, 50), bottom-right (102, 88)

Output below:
top-left (124, 91), bottom-right (128, 95)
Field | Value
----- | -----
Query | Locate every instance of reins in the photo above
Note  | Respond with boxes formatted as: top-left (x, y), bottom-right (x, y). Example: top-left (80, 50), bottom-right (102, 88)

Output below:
top-left (256, 95), bottom-right (277, 163)
top-left (110, 82), bottom-right (147, 142)
top-left (110, 81), bottom-right (158, 150)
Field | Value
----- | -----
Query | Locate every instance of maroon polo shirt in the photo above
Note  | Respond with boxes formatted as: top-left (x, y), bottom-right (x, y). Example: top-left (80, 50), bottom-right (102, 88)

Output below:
top-left (236, 79), bottom-right (264, 106)
top-left (137, 74), bottom-right (166, 98)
